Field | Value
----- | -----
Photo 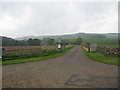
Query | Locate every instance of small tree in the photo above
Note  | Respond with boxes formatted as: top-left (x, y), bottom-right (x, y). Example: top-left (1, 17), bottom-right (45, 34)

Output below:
top-left (47, 38), bottom-right (55, 45)
top-left (28, 38), bottom-right (41, 46)
top-left (62, 39), bottom-right (69, 45)
top-left (75, 37), bottom-right (82, 45)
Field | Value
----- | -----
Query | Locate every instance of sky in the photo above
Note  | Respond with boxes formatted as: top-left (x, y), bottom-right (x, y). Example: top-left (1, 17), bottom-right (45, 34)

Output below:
top-left (0, 0), bottom-right (119, 38)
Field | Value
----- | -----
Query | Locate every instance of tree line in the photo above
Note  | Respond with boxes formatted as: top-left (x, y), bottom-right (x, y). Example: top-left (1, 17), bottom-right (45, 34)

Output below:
top-left (2, 36), bottom-right (82, 46)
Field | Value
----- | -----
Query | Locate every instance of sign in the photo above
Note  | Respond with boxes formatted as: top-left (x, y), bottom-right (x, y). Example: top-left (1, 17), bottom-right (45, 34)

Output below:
top-left (89, 43), bottom-right (97, 52)
top-left (58, 44), bottom-right (61, 49)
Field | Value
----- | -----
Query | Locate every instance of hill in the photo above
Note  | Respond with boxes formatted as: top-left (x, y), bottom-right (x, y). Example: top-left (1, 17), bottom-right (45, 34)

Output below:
top-left (104, 33), bottom-right (119, 38)
top-left (15, 33), bottom-right (119, 40)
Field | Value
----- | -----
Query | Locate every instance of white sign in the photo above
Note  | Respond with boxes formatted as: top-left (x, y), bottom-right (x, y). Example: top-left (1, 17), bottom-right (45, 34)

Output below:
top-left (58, 44), bottom-right (61, 49)
top-left (90, 43), bottom-right (97, 52)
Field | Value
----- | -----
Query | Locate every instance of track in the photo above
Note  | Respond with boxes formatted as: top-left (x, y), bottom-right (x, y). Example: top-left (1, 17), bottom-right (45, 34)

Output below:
top-left (2, 46), bottom-right (118, 88)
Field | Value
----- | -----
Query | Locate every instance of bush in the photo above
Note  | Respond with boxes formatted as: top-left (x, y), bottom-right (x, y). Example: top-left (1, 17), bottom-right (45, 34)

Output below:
top-left (39, 49), bottom-right (58, 56)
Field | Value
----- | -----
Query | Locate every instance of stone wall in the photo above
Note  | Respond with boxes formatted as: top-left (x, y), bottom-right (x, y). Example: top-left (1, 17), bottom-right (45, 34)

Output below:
top-left (82, 43), bottom-right (120, 56)
top-left (97, 46), bottom-right (120, 56)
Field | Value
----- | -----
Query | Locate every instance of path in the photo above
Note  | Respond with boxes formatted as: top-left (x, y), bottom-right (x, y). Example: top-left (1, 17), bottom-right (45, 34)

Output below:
top-left (2, 46), bottom-right (118, 88)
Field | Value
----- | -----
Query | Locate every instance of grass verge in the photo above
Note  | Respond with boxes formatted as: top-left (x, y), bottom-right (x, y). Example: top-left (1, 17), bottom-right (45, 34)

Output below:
top-left (2, 46), bottom-right (75, 65)
top-left (82, 46), bottom-right (120, 66)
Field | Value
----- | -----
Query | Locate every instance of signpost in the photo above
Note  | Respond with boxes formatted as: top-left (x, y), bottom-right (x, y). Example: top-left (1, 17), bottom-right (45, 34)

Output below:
top-left (58, 44), bottom-right (61, 49)
top-left (0, 48), bottom-right (2, 60)
top-left (57, 38), bottom-right (62, 52)
top-left (0, 48), bottom-right (4, 60)
top-left (89, 43), bottom-right (97, 52)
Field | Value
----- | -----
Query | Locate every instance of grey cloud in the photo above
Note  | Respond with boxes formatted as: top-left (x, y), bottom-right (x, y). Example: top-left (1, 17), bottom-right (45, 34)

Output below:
top-left (0, 2), bottom-right (118, 38)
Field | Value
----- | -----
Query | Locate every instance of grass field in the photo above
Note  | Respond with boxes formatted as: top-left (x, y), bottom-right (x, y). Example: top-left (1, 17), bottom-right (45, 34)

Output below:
top-left (2, 45), bottom-right (75, 65)
top-left (83, 38), bottom-right (119, 47)
top-left (82, 46), bottom-right (120, 66)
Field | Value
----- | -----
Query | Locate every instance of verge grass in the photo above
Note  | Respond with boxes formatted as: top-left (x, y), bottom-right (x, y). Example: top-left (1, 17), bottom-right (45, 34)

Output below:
top-left (82, 46), bottom-right (119, 66)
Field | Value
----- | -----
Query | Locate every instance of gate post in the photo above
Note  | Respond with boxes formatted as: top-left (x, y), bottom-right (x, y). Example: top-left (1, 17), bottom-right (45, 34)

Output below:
top-left (2, 48), bottom-right (5, 60)
top-left (87, 43), bottom-right (90, 52)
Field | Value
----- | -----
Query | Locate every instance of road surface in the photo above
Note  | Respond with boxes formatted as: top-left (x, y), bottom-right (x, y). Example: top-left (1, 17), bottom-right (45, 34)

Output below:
top-left (2, 46), bottom-right (118, 88)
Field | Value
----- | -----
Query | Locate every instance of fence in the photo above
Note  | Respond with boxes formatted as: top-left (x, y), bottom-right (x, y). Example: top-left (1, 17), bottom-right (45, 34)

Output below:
top-left (1, 45), bottom-right (69, 60)
top-left (2, 46), bottom-right (42, 60)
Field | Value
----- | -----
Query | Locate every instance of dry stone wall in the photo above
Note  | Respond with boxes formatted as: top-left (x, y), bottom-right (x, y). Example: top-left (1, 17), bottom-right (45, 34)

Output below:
top-left (82, 43), bottom-right (120, 56)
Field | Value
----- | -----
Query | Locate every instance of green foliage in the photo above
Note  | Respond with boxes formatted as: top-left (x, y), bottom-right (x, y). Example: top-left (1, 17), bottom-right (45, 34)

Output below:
top-left (28, 38), bottom-right (41, 46)
top-left (82, 46), bottom-right (120, 66)
top-left (39, 49), bottom-right (57, 57)
top-left (42, 38), bottom-right (56, 45)
top-left (2, 36), bottom-right (42, 46)
top-left (75, 37), bottom-right (82, 45)
top-left (47, 38), bottom-right (55, 45)
top-left (61, 39), bottom-right (69, 45)
top-left (56, 37), bottom-right (83, 45)
top-left (2, 36), bottom-right (28, 46)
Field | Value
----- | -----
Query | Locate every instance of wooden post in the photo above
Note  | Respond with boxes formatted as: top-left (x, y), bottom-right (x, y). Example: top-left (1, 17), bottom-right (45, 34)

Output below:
top-left (86, 43), bottom-right (90, 52)
top-left (0, 48), bottom-right (2, 60)
top-left (89, 43), bottom-right (97, 52)
top-left (2, 48), bottom-right (5, 60)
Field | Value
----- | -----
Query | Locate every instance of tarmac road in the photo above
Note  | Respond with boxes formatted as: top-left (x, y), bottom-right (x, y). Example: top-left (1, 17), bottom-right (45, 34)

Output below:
top-left (2, 46), bottom-right (118, 88)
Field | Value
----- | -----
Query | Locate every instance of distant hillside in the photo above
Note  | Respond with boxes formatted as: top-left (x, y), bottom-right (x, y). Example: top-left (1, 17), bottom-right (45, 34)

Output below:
top-left (50, 33), bottom-right (106, 39)
top-left (15, 33), bottom-right (119, 40)
top-left (1, 33), bottom-right (119, 46)
top-left (104, 33), bottom-right (119, 38)
top-left (16, 35), bottom-right (36, 40)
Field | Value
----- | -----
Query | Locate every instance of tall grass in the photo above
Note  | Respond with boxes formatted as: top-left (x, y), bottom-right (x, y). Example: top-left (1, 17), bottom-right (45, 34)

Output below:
top-left (82, 46), bottom-right (119, 66)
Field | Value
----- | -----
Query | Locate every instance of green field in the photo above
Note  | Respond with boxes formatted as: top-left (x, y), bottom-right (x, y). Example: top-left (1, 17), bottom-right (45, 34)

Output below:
top-left (2, 46), bottom-right (75, 65)
top-left (83, 38), bottom-right (119, 47)
top-left (82, 46), bottom-right (120, 66)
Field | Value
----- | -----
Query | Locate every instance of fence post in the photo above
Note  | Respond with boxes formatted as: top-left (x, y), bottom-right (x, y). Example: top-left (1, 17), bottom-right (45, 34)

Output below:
top-left (87, 43), bottom-right (90, 52)
top-left (2, 48), bottom-right (5, 60)
top-left (0, 48), bottom-right (2, 60)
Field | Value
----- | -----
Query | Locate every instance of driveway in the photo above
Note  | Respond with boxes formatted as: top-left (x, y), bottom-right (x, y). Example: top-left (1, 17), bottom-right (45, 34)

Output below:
top-left (2, 46), bottom-right (118, 88)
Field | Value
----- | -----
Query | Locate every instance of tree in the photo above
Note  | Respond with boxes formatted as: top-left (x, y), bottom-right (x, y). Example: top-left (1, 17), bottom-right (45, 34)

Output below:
top-left (75, 37), bottom-right (82, 45)
top-left (47, 38), bottom-right (55, 45)
top-left (28, 38), bottom-right (41, 46)
top-left (2, 36), bottom-right (28, 46)
top-left (62, 39), bottom-right (69, 45)
top-left (28, 38), bottom-right (33, 45)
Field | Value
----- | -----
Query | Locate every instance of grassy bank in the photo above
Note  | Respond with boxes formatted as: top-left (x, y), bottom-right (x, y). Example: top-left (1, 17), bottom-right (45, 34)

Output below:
top-left (82, 46), bottom-right (119, 66)
top-left (2, 46), bottom-right (75, 65)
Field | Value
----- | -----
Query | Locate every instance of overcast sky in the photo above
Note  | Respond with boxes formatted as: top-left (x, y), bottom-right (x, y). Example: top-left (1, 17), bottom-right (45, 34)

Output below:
top-left (0, 1), bottom-right (118, 38)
